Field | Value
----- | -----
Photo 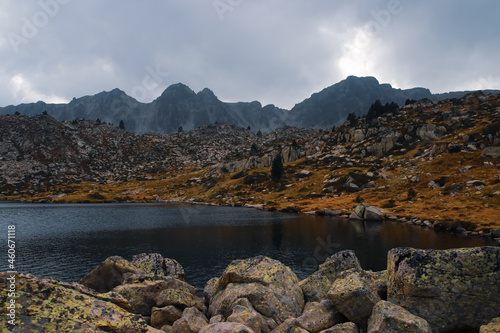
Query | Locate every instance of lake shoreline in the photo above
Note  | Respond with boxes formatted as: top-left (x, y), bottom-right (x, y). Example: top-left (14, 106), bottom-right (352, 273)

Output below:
top-left (2, 195), bottom-right (499, 246)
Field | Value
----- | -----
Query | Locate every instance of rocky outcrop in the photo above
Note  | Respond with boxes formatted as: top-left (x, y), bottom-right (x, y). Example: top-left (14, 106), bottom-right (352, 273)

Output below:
top-left (387, 247), bottom-right (500, 332)
top-left (205, 256), bottom-right (304, 331)
top-left (80, 253), bottom-right (185, 292)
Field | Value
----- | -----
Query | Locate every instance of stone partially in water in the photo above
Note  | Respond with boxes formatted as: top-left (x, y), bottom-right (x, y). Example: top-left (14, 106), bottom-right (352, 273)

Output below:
top-left (387, 246), bottom-right (500, 332)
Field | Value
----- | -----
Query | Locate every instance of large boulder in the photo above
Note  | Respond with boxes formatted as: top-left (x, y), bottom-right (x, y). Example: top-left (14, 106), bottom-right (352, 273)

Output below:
top-left (205, 256), bottom-right (304, 330)
top-left (299, 250), bottom-right (362, 302)
top-left (367, 300), bottom-right (432, 333)
top-left (326, 269), bottom-right (383, 329)
top-left (80, 253), bottom-right (185, 292)
top-left (79, 255), bottom-right (140, 292)
top-left (131, 253), bottom-right (185, 280)
top-left (0, 272), bottom-right (163, 332)
top-left (349, 204), bottom-right (384, 221)
top-left (388, 247), bottom-right (500, 332)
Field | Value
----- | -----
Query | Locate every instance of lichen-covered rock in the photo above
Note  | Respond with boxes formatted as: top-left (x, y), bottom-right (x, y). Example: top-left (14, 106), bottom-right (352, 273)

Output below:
top-left (295, 299), bottom-right (345, 333)
top-left (480, 317), bottom-right (500, 333)
top-left (151, 305), bottom-right (183, 328)
top-left (367, 300), bottom-right (432, 333)
top-left (199, 322), bottom-right (256, 333)
top-left (227, 298), bottom-right (270, 333)
top-left (319, 322), bottom-right (359, 333)
top-left (113, 278), bottom-right (201, 316)
top-left (131, 253), bottom-right (185, 280)
top-left (170, 307), bottom-right (208, 333)
top-left (327, 269), bottom-right (382, 329)
top-left (299, 250), bottom-right (362, 302)
top-left (206, 256), bottom-right (304, 327)
top-left (388, 247), bottom-right (500, 332)
top-left (0, 272), bottom-right (163, 333)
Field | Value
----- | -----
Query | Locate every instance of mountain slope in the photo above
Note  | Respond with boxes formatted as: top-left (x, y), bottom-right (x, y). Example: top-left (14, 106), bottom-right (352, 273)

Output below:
top-left (289, 76), bottom-right (500, 128)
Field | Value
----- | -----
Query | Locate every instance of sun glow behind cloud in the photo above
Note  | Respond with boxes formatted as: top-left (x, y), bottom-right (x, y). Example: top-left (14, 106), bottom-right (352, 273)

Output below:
top-left (9, 74), bottom-right (68, 104)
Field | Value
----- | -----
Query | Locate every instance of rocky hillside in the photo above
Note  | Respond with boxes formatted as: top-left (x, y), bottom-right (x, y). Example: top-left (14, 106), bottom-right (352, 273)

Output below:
top-left (2, 76), bottom-right (498, 134)
top-left (1, 91), bottom-right (500, 232)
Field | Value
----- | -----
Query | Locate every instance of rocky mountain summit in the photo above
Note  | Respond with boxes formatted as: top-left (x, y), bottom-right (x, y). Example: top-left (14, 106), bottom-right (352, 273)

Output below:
top-left (2, 247), bottom-right (499, 332)
top-left (2, 76), bottom-right (498, 134)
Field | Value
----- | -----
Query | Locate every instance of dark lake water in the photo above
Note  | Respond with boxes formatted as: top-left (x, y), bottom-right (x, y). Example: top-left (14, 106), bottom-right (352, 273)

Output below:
top-left (0, 202), bottom-right (493, 291)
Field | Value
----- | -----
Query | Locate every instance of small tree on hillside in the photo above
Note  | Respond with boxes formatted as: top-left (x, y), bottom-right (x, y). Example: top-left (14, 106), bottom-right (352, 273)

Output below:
top-left (119, 120), bottom-right (125, 130)
top-left (271, 151), bottom-right (284, 181)
top-left (347, 112), bottom-right (357, 124)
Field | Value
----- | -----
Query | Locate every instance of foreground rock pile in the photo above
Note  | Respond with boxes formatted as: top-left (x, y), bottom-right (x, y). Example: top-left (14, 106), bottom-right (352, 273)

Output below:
top-left (1, 247), bottom-right (499, 332)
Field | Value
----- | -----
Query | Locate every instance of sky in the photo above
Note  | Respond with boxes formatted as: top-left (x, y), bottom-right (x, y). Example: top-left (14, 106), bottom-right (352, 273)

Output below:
top-left (1, 0), bottom-right (499, 110)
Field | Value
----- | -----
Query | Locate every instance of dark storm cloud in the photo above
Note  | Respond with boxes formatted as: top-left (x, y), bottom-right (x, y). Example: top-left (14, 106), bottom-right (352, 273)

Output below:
top-left (0, 0), bottom-right (498, 109)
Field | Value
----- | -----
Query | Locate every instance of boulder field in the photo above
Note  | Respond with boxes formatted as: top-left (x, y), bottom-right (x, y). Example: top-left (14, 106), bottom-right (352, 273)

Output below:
top-left (1, 248), bottom-right (499, 333)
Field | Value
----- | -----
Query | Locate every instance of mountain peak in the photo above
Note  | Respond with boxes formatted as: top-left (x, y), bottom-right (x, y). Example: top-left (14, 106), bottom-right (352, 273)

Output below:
top-left (160, 83), bottom-right (195, 98)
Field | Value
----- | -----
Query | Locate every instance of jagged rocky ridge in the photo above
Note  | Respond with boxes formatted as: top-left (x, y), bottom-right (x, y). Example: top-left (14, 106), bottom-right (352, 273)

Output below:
top-left (2, 247), bottom-right (499, 332)
top-left (2, 76), bottom-right (499, 134)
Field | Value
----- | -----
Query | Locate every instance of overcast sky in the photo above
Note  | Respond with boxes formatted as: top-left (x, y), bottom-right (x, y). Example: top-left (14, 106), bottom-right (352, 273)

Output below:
top-left (1, 0), bottom-right (499, 109)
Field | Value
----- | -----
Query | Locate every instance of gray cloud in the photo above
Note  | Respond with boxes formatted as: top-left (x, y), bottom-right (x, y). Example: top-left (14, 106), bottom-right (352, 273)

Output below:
top-left (1, 0), bottom-right (499, 109)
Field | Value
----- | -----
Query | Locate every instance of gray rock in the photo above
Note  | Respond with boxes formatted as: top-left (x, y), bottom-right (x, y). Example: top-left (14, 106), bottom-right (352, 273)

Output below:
top-left (481, 147), bottom-right (500, 158)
